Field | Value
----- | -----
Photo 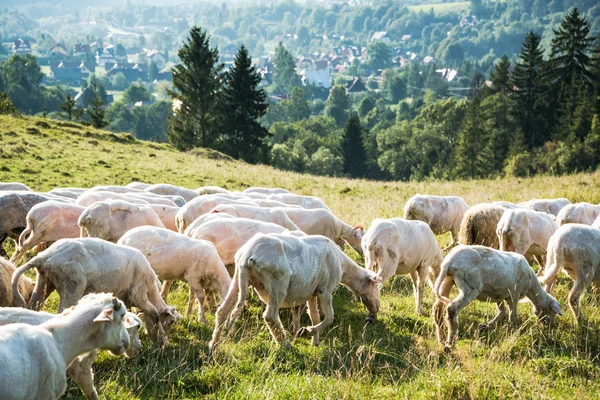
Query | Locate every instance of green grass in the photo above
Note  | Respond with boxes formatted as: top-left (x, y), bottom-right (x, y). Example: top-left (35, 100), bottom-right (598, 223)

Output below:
top-left (2, 114), bottom-right (600, 398)
top-left (407, 2), bottom-right (470, 15)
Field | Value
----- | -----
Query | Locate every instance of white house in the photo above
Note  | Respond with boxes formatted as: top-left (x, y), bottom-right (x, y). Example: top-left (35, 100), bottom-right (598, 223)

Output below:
top-left (303, 68), bottom-right (331, 89)
top-left (13, 39), bottom-right (32, 55)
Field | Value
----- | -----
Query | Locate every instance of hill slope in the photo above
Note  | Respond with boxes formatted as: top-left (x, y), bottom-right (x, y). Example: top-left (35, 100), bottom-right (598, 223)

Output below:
top-left (2, 115), bottom-right (600, 399)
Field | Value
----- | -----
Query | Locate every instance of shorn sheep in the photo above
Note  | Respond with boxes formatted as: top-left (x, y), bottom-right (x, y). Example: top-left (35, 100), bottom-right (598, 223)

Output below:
top-left (540, 224), bottom-right (600, 321)
top-left (0, 293), bottom-right (131, 400)
top-left (209, 234), bottom-right (381, 351)
top-left (11, 238), bottom-right (180, 347)
top-left (433, 245), bottom-right (562, 350)
top-left (0, 257), bottom-right (34, 307)
top-left (0, 307), bottom-right (142, 400)
top-left (458, 203), bottom-right (509, 248)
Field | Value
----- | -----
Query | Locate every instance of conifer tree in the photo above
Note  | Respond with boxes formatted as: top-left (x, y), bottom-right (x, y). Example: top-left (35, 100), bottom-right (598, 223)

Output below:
top-left (220, 45), bottom-right (269, 163)
top-left (488, 54), bottom-right (512, 95)
top-left (512, 31), bottom-right (546, 148)
top-left (482, 93), bottom-right (517, 174)
top-left (167, 26), bottom-right (224, 150)
top-left (455, 96), bottom-right (489, 179)
top-left (273, 42), bottom-right (300, 94)
top-left (342, 114), bottom-right (367, 178)
top-left (60, 93), bottom-right (77, 121)
top-left (87, 82), bottom-right (106, 129)
top-left (326, 85), bottom-right (350, 127)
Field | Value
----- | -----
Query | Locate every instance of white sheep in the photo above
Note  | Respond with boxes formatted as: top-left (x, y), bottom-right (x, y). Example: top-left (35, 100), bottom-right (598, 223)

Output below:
top-left (244, 187), bottom-right (290, 195)
top-left (0, 257), bottom-right (34, 307)
top-left (404, 194), bottom-right (470, 248)
top-left (0, 182), bottom-right (32, 192)
top-left (126, 181), bottom-right (152, 190)
top-left (145, 183), bottom-right (199, 202)
top-left (266, 193), bottom-right (331, 211)
top-left (0, 293), bottom-right (131, 400)
top-left (148, 204), bottom-right (180, 231)
top-left (210, 204), bottom-right (300, 231)
top-left (175, 195), bottom-right (256, 233)
top-left (118, 226), bottom-right (231, 323)
top-left (433, 245), bottom-right (562, 350)
top-left (11, 238), bottom-right (180, 347)
top-left (540, 224), bottom-right (600, 321)
top-left (361, 218), bottom-right (442, 315)
top-left (517, 198), bottom-right (571, 216)
top-left (0, 307), bottom-right (141, 400)
top-left (556, 202), bottom-right (600, 226)
top-left (209, 233), bottom-right (381, 351)
top-left (593, 215), bottom-right (600, 229)
top-left (78, 199), bottom-right (165, 242)
top-left (195, 186), bottom-right (231, 196)
top-left (76, 191), bottom-right (150, 207)
top-left (459, 203), bottom-right (509, 249)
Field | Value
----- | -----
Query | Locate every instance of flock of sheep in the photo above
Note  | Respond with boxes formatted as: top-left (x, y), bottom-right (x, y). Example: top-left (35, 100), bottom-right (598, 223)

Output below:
top-left (0, 180), bottom-right (599, 399)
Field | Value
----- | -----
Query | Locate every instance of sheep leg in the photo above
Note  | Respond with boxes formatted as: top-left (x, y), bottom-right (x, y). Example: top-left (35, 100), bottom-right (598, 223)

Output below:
top-left (9, 248), bottom-right (24, 264)
top-left (507, 295), bottom-right (519, 326)
top-left (0, 234), bottom-right (7, 258)
top-left (416, 267), bottom-right (429, 316)
top-left (307, 297), bottom-right (321, 346)
top-left (209, 270), bottom-right (240, 352)
top-left (186, 286), bottom-right (197, 316)
top-left (445, 289), bottom-right (478, 350)
top-left (188, 280), bottom-right (208, 324)
top-left (67, 351), bottom-right (99, 400)
top-left (432, 276), bottom-right (453, 346)
top-left (291, 305), bottom-right (302, 336)
top-left (568, 276), bottom-right (592, 323)
top-left (28, 272), bottom-right (49, 310)
top-left (263, 302), bottom-right (287, 344)
top-left (136, 295), bottom-right (168, 347)
top-left (160, 280), bottom-right (174, 301)
top-left (535, 255), bottom-right (547, 276)
top-left (57, 283), bottom-right (86, 312)
top-left (298, 292), bottom-right (334, 339)
top-left (480, 301), bottom-right (507, 331)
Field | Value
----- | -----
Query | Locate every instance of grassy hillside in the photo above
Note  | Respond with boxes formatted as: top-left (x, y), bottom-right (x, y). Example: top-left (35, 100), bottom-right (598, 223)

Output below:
top-left (2, 114), bottom-right (600, 399)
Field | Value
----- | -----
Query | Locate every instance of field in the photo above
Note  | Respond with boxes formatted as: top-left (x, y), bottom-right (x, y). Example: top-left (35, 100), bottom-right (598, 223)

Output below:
top-left (2, 114), bottom-right (600, 399)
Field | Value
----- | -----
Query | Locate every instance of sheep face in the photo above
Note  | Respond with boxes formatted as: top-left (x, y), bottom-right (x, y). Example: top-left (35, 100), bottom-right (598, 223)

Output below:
top-left (405, 197), bottom-right (432, 225)
top-left (123, 312), bottom-right (143, 358)
top-left (344, 227), bottom-right (364, 256)
top-left (533, 296), bottom-right (562, 326)
top-left (355, 273), bottom-right (381, 323)
top-left (92, 297), bottom-right (130, 356)
top-left (78, 203), bottom-right (114, 241)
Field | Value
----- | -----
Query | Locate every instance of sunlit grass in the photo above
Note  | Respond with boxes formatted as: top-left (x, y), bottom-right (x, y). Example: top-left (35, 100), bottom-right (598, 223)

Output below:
top-left (2, 114), bottom-right (600, 398)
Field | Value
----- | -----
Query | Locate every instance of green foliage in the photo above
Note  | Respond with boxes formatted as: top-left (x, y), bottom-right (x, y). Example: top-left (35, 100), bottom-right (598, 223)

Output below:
top-left (287, 87), bottom-right (310, 122)
top-left (60, 93), bottom-right (80, 121)
top-left (111, 72), bottom-right (128, 91)
top-left (366, 41), bottom-right (392, 71)
top-left (488, 54), bottom-right (512, 95)
top-left (342, 115), bottom-right (367, 178)
top-left (0, 54), bottom-right (45, 114)
top-left (122, 84), bottom-right (151, 104)
top-left (307, 146), bottom-right (343, 176)
top-left (148, 61), bottom-right (159, 82)
top-left (273, 42), bottom-right (300, 95)
top-left (87, 82), bottom-right (107, 129)
top-left (0, 92), bottom-right (18, 116)
top-left (455, 96), bottom-right (490, 179)
top-left (326, 85), bottom-right (350, 127)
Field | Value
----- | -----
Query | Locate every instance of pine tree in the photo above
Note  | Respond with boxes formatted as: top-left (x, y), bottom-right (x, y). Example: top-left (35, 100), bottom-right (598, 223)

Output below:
top-left (220, 45), bottom-right (269, 163)
top-left (148, 61), bottom-right (159, 82)
top-left (326, 85), bottom-right (350, 127)
top-left (488, 54), bottom-right (512, 95)
top-left (455, 96), bottom-right (489, 179)
top-left (167, 26), bottom-right (224, 150)
top-left (87, 82), bottom-right (106, 129)
top-left (342, 114), bottom-right (367, 178)
top-left (482, 93), bottom-right (517, 175)
top-left (285, 87), bottom-right (310, 122)
top-left (60, 93), bottom-right (76, 120)
top-left (273, 42), bottom-right (300, 94)
top-left (512, 31), bottom-right (546, 148)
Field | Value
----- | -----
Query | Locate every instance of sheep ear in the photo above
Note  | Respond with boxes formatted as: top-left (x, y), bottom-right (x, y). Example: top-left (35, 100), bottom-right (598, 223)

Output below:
top-left (93, 308), bottom-right (114, 323)
top-left (123, 315), bottom-right (141, 329)
top-left (354, 227), bottom-right (364, 239)
top-left (369, 274), bottom-right (383, 290)
top-left (551, 300), bottom-right (563, 316)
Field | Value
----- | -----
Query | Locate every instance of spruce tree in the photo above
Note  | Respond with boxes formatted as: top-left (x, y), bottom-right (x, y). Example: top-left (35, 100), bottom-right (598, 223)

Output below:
top-left (342, 114), bottom-right (367, 178)
top-left (220, 45), bottom-right (269, 163)
top-left (60, 93), bottom-right (77, 121)
top-left (454, 96), bottom-right (489, 179)
top-left (488, 54), bottom-right (512, 95)
top-left (87, 82), bottom-right (106, 129)
top-left (482, 93), bottom-right (517, 175)
top-left (273, 42), bottom-right (300, 94)
top-left (148, 61), bottom-right (159, 82)
top-left (513, 31), bottom-right (546, 148)
top-left (326, 85), bottom-right (350, 127)
top-left (167, 26), bottom-right (224, 150)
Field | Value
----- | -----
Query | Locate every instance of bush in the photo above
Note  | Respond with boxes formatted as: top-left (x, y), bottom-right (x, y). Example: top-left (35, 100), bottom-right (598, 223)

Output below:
top-left (504, 151), bottom-right (534, 177)
top-left (307, 146), bottom-right (343, 176)
top-left (270, 143), bottom-right (306, 172)
top-left (0, 93), bottom-right (19, 116)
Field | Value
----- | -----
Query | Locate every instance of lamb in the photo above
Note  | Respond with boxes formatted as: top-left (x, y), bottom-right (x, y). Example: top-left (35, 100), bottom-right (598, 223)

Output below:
top-left (10, 201), bottom-right (85, 264)
top-left (149, 204), bottom-right (180, 231)
top-left (0, 182), bottom-right (32, 192)
top-left (118, 226), bottom-right (231, 323)
top-left (209, 233), bottom-right (381, 351)
top-left (266, 193), bottom-right (331, 211)
top-left (145, 183), bottom-right (199, 202)
top-left (432, 245), bottom-right (562, 350)
top-left (540, 224), bottom-right (600, 321)
top-left (556, 202), bottom-right (600, 226)
top-left (209, 204), bottom-right (300, 231)
top-left (175, 195), bottom-right (256, 233)
top-left (518, 198), bottom-right (571, 216)
top-left (0, 307), bottom-right (141, 400)
top-left (458, 203), bottom-right (509, 248)
top-left (185, 216), bottom-right (304, 271)
top-left (244, 187), bottom-right (290, 195)
top-left (275, 207), bottom-right (364, 255)
top-left (496, 208), bottom-right (557, 272)
top-left (11, 238), bottom-right (180, 347)
top-left (361, 218), bottom-right (442, 315)
top-left (195, 186), bottom-right (231, 196)
top-left (0, 257), bottom-right (34, 307)
top-left (0, 293), bottom-right (131, 400)
top-left (78, 199), bottom-right (165, 242)
top-left (404, 194), bottom-right (470, 248)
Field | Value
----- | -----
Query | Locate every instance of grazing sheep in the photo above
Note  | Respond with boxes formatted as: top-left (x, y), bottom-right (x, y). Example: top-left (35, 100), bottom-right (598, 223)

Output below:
top-left (497, 208), bottom-right (557, 273)
top-left (276, 207), bottom-right (364, 255)
top-left (76, 191), bottom-right (150, 207)
top-left (0, 307), bottom-right (141, 400)
top-left (0, 257), bottom-right (34, 307)
top-left (148, 204), bottom-right (180, 231)
top-left (266, 193), bottom-right (331, 211)
top-left (593, 215), bottom-right (600, 229)
top-left (195, 186), bottom-right (231, 196)
top-left (518, 198), bottom-right (571, 216)
top-left (78, 199), bottom-right (165, 242)
top-left (361, 218), bottom-right (442, 315)
top-left (244, 187), bottom-right (290, 195)
top-left (0, 293), bottom-right (131, 400)
top-left (175, 195), bottom-right (256, 233)
top-left (145, 183), bottom-right (199, 202)
top-left (459, 203), bottom-right (508, 249)
top-left (404, 194), bottom-right (470, 248)
top-left (11, 238), bottom-right (180, 347)
top-left (540, 224), bottom-right (600, 321)
top-left (433, 245), bottom-right (562, 350)
top-left (0, 182), bottom-right (32, 192)
top-left (556, 202), bottom-right (600, 226)
top-left (209, 234), bottom-right (381, 351)
top-left (10, 201), bottom-right (84, 264)
top-left (209, 204), bottom-right (300, 231)
top-left (118, 226), bottom-right (231, 323)
top-left (47, 187), bottom-right (87, 200)
top-left (126, 182), bottom-right (152, 190)
top-left (185, 216), bottom-right (303, 271)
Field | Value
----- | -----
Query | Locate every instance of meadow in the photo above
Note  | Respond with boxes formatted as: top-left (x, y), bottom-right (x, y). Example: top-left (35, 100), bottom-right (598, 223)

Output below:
top-left (1, 114), bottom-right (600, 398)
